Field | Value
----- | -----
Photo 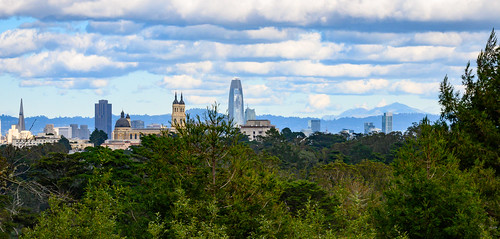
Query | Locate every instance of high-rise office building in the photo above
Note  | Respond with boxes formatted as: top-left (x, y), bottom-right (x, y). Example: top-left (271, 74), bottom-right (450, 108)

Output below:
top-left (18, 99), bottom-right (25, 131)
top-left (364, 122), bottom-right (375, 134)
top-left (309, 119), bottom-right (321, 132)
top-left (70, 124), bottom-right (79, 139)
top-left (80, 125), bottom-right (90, 139)
top-left (382, 112), bottom-right (393, 134)
top-left (131, 120), bottom-right (145, 129)
top-left (95, 100), bottom-right (112, 138)
top-left (228, 78), bottom-right (245, 126)
top-left (245, 107), bottom-right (256, 123)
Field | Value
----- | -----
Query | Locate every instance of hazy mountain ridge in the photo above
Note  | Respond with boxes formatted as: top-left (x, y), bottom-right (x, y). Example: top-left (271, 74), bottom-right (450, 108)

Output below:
top-left (259, 113), bottom-right (439, 133)
top-left (323, 102), bottom-right (426, 120)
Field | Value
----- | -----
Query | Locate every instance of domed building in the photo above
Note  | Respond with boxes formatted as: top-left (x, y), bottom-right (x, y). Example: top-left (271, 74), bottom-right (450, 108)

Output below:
top-left (110, 93), bottom-right (187, 142)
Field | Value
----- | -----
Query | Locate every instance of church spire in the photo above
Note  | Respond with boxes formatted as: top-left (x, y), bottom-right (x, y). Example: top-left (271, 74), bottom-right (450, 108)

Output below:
top-left (179, 92), bottom-right (185, 105)
top-left (18, 98), bottom-right (26, 131)
top-left (173, 92), bottom-right (179, 104)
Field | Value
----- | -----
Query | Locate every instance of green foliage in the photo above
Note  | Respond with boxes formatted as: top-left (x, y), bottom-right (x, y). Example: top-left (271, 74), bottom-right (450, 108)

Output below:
top-left (439, 29), bottom-right (499, 173)
top-left (58, 136), bottom-right (71, 152)
top-left (438, 29), bottom-right (500, 226)
top-left (22, 173), bottom-right (123, 239)
top-left (279, 180), bottom-right (338, 216)
top-left (375, 120), bottom-right (489, 238)
top-left (90, 129), bottom-right (108, 146)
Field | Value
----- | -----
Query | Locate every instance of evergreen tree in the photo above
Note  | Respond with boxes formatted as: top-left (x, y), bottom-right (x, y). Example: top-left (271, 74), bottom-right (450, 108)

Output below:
top-left (90, 129), bottom-right (108, 146)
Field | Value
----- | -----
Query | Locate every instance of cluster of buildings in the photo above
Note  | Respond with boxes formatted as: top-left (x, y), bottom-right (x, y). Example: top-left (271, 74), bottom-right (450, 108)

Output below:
top-left (0, 99), bottom-right (92, 150)
top-left (364, 112), bottom-right (393, 134)
top-left (1, 78), bottom-right (395, 150)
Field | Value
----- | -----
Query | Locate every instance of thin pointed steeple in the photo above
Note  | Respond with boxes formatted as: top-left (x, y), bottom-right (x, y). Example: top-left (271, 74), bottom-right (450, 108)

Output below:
top-left (18, 98), bottom-right (26, 131)
top-left (173, 92), bottom-right (179, 104)
top-left (179, 92), bottom-right (185, 105)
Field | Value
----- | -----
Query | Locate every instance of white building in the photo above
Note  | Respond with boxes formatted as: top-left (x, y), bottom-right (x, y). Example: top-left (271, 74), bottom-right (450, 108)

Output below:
top-left (382, 112), bottom-right (393, 134)
top-left (240, 120), bottom-right (277, 141)
top-left (55, 126), bottom-right (72, 139)
top-left (6, 125), bottom-right (33, 144)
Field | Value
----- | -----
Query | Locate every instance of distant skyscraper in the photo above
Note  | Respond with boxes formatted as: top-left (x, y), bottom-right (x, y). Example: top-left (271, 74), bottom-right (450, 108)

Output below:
top-left (70, 124), bottom-right (79, 139)
top-left (228, 78), bottom-right (244, 126)
top-left (309, 119), bottom-right (321, 132)
top-left (95, 100), bottom-right (112, 138)
top-left (80, 125), bottom-right (90, 139)
top-left (18, 99), bottom-right (25, 131)
top-left (382, 112), bottom-right (393, 134)
top-left (245, 107), bottom-right (256, 123)
top-left (131, 120), bottom-right (145, 129)
top-left (364, 122), bottom-right (375, 134)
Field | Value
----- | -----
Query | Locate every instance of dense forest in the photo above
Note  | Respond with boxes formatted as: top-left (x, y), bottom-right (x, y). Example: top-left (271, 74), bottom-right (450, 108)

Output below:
top-left (0, 31), bottom-right (498, 238)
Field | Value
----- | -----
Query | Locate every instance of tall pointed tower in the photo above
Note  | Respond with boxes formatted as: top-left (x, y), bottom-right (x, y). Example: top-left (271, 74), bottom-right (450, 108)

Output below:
top-left (171, 92), bottom-right (186, 128)
top-left (228, 78), bottom-right (244, 126)
top-left (18, 99), bottom-right (26, 131)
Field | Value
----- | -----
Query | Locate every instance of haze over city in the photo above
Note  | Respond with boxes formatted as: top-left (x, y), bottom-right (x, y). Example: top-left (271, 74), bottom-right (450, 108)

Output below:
top-left (1, 1), bottom-right (499, 118)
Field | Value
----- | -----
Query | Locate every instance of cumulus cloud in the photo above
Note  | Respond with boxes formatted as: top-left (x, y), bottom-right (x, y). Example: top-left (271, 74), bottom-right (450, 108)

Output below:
top-left (376, 98), bottom-right (388, 107)
top-left (391, 80), bottom-right (440, 95)
top-left (225, 61), bottom-right (396, 77)
top-left (1, 1), bottom-right (498, 26)
top-left (187, 95), bottom-right (218, 105)
top-left (0, 50), bottom-right (137, 77)
top-left (166, 61), bottom-right (214, 75)
top-left (334, 79), bottom-right (389, 94)
top-left (161, 75), bottom-right (203, 89)
top-left (87, 20), bottom-right (144, 35)
top-left (19, 78), bottom-right (109, 89)
top-left (308, 94), bottom-right (330, 109)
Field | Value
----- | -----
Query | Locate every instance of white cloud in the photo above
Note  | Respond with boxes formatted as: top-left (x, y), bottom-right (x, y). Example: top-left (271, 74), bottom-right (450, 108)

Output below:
top-left (87, 20), bottom-right (144, 35)
top-left (376, 98), bottom-right (388, 107)
top-left (161, 75), bottom-right (203, 89)
top-left (19, 78), bottom-right (109, 89)
top-left (0, 50), bottom-right (136, 77)
top-left (391, 80), bottom-right (440, 95)
top-left (335, 79), bottom-right (389, 94)
top-left (225, 61), bottom-right (396, 77)
top-left (0, 29), bottom-right (41, 57)
top-left (245, 84), bottom-right (272, 98)
top-left (187, 95), bottom-right (217, 105)
top-left (1, 1), bottom-right (499, 25)
top-left (245, 27), bottom-right (289, 40)
top-left (166, 61), bottom-right (214, 75)
top-left (308, 94), bottom-right (330, 109)
top-left (356, 45), bottom-right (456, 62)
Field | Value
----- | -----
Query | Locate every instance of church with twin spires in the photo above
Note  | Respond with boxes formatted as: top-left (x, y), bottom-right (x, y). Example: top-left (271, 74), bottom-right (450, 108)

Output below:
top-left (111, 92), bottom-right (186, 141)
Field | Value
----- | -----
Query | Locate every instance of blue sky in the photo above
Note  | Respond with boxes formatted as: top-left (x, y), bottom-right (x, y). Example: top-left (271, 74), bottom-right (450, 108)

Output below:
top-left (0, 1), bottom-right (499, 118)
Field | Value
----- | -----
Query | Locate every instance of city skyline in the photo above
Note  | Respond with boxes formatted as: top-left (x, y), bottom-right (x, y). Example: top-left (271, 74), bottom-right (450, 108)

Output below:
top-left (0, 1), bottom-right (499, 118)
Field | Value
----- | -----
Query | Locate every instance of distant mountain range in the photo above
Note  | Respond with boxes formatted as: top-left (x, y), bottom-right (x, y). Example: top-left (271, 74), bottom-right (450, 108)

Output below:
top-left (1, 103), bottom-right (439, 135)
top-left (323, 102), bottom-right (426, 119)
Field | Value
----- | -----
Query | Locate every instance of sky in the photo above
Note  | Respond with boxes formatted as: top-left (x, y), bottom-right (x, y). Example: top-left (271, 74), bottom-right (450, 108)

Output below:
top-left (0, 0), bottom-right (499, 118)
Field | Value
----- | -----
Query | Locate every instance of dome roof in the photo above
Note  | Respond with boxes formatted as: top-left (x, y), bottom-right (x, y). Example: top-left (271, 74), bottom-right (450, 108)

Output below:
top-left (115, 111), bottom-right (131, 128)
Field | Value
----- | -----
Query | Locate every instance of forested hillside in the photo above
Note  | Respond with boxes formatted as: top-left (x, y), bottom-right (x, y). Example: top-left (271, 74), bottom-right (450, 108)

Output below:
top-left (0, 31), bottom-right (498, 238)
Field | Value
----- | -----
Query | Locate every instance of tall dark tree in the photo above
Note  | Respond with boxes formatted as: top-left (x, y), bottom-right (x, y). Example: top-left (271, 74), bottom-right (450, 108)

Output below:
top-left (375, 119), bottom-right (489, 238)
top-left (438, 29), bottom-right (500, 224)
top-left (58, 136), bottom-right (71, 152)
top-left (89, 129), bottom-right (108, 147)
top-left (439, 29), bottom-right (499, 172)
